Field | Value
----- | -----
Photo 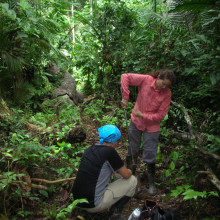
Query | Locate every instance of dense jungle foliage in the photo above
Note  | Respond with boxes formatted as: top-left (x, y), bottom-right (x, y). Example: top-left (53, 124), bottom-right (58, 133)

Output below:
top-left (0, 0), bottom-right (219, 219)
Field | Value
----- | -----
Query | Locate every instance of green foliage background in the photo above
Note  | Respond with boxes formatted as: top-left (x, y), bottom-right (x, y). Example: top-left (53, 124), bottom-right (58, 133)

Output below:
top-left (0, 0), bottom-right (219, 219)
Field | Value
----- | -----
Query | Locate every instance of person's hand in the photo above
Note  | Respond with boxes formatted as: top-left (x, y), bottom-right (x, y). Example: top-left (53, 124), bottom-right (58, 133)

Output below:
top-left (132, 109), bottom-right (143, 118)
top-left (112, 172), bottom-right (116, 177)
top-left (121, 99), bottom-right (128, 109)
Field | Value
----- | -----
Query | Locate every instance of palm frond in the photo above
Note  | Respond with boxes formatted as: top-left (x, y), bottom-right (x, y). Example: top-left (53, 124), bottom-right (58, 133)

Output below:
top-left (2, 52), bottom-right (25, 73)
top-left (37, 17), bottom-right (61, 36)
top-left (31, 37), bottom-right (67, 60)
top-left (13, 80), bottom-right (35, 104)
top-left (168, 0), bottom-right (218, 12)
top-left (168, 0), bottom-right (220, 34)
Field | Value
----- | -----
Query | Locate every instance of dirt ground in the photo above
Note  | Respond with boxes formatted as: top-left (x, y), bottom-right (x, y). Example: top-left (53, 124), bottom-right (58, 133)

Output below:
top-left (25, 116), bottom-right (219, 220)
top-left (73, 119), bottom-right (181, 220)
top-left (72, 117), bottom-right (220, 220)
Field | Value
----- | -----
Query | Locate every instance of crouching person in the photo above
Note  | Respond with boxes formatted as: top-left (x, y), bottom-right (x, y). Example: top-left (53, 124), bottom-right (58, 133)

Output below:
top-left (72, 125), bottom-right (138, 220)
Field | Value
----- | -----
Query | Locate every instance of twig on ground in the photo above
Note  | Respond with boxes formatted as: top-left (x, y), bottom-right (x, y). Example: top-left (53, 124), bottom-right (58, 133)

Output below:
top-left (31, 177), bottom-right (76, 184)
top-left (195, 146), bottom-right (220, 161)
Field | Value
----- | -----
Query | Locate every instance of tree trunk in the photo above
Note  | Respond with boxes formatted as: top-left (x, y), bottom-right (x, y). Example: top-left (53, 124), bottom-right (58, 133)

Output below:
top-left (90, 0), bottom-right (93, 15)
top-left (71, 4), bottom-right (75, 45)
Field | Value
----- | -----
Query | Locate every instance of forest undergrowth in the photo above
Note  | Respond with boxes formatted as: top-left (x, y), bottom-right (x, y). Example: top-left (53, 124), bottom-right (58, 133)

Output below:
top-left (1, 97), bottom-right (219, 220)
top-left (0, 99), bottom-right (220, 220)
top-left (72, 113), bottom-right (220, 220)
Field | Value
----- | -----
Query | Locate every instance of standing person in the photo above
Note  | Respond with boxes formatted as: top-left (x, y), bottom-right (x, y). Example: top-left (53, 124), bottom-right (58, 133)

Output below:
top-left (72, 125), bottom-right (138, 220)
top-left (121, 69), bottom-right (176, 196)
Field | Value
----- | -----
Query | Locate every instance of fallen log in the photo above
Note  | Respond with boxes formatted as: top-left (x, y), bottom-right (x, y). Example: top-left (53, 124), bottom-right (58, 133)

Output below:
top-left (171, 101), bottom-right (195, 138)
top-left (195, 146), bottom-right (220, 161)
top-left (0, 98), bottom-right (44, 134)
top-left (171, 101), bottom-right (220, 191)
top-left (197, 164), bottom-right (220, 191)
top-left (171, 102), bottom-right (219, 159)
top-left (168, 130), bottom-right (191, 142)
top-left (0, 100), bottom-right (86, 144)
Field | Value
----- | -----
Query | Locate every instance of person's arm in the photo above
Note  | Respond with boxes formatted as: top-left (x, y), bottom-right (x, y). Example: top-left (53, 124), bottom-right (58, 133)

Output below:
top-left (117, 166), bottom-right (132, 179)
top-left (121, 73), bottom-right (147, 104)
top-left (133, 92), bottom-right (171, 122)
top-left (143, 94), bottom-right (171, 122)
top-left (107, 147), bottom-right (132, 179)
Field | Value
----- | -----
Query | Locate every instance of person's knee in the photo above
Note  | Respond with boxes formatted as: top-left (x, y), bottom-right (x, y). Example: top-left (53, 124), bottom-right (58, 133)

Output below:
top-left (99, 189), bottom-right (115, 211)
top-left (125, 175), bottom-right (137, 197)
top-left (129, 175), bottom-right (138, 187)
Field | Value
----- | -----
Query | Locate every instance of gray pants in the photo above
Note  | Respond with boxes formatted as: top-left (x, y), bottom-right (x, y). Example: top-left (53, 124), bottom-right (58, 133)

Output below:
top-left (127, 120), bottom-right (159, 164)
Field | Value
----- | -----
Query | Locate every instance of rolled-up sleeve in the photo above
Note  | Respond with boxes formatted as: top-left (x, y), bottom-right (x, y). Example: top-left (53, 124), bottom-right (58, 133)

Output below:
top-left (143, 93), bottom-right (171, 122)
top-left (121, 73), bottom-right (146, 100)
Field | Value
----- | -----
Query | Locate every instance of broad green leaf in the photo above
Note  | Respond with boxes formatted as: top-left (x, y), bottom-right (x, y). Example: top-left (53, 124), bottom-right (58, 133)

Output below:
top-left (169, 161), bottom-right (175, 170)
top-left (210, 73), bottom-right (217, 85)
top-left (165, 169), bottom-right (170, 177)
top-left (164, 114), bottom-right (168, 120)
top-left (182, 189), bottom-right (206, 200)
top-left (3, 172), bottom-right (14, 176)
top-left (184, 185), bottom-right (191, 190)
top-left (0, 3), bottom-right (9, 10)
top-left (196, 34), bottom-right (206, 43)
top-left (170, 186), bottom-right (184, 198)
top-left (51, 204), bottom-right (57, 217)
top-left (180, 50), bottom-right (188, 57)
top-left (40, 190), bottom-right (48, 198)
top-left (208, 191), bottom-right (218, 197)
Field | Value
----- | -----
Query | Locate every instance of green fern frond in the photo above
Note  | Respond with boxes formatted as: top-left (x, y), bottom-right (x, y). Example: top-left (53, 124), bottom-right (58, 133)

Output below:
top-left (169, 0), bottom-right (218, 13)
top-left (13, 80), bottom-right (35, 104)
top-left (199, 9), bottom-right (220, 26)
top-left (2, 52), bottom-right (25, 73)
top-left (37, 17), bottom-right (61, 36)
top-left (31, 37), bottom-right (67, 60)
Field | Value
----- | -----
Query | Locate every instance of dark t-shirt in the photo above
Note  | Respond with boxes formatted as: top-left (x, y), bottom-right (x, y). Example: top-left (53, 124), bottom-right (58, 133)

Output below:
top-left (72, 144), bottom-right (124, 208)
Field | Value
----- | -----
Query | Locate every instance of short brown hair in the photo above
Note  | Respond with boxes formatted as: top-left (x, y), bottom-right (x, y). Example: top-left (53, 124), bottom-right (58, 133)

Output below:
top-left (156, 69), bottom-right (176, 84)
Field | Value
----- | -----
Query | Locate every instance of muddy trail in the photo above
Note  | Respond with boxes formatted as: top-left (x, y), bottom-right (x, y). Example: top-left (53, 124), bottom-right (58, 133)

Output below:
top-left (70, 117), bottom-right (219, 220)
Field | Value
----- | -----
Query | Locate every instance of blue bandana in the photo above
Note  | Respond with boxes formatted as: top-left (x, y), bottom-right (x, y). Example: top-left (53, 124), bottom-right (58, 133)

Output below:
top-left (98, 125), bottom-right (121, 144)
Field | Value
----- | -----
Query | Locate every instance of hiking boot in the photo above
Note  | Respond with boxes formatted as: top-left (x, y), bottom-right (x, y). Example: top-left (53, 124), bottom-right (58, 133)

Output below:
top-left (147, 163), bottom-right (157, 196)
top-left (140, 170), bottom-right (148, 182)
top-left (108, 196), bottom-right (131, 220)
top-left (108, 208), bottom-right (126, 220)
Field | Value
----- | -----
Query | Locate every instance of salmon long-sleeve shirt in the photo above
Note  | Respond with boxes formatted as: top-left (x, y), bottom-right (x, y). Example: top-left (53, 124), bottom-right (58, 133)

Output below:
top-left (121, 73), bottom-right (171, 133)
